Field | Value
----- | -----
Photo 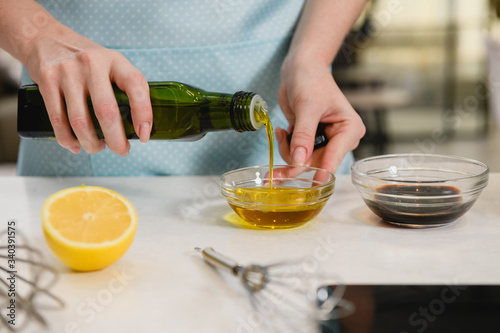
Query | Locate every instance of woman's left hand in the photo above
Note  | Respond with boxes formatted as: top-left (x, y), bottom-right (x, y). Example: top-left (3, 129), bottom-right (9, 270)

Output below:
top-left (276, 58), bottom-right (365, 174)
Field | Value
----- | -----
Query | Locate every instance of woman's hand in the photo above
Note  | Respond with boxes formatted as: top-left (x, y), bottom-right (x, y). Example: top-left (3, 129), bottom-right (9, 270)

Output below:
top-left (25, 23), bottom-right (152, 156)
top-left (276, 0), bottom-right (367, 174)
top-left (0, 0), bottom-right (152, 156)
top-left (276, 58), bottom-right (365, 174)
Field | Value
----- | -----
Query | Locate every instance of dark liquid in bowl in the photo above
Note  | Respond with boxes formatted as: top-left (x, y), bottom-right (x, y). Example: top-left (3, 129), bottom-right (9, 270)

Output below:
top-left (364, 185), bottom-right (474, 227)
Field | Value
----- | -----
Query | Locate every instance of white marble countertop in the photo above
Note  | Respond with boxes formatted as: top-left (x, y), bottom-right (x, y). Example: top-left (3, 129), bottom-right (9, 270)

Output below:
top-left (1, 174), bottom-right (499, 332)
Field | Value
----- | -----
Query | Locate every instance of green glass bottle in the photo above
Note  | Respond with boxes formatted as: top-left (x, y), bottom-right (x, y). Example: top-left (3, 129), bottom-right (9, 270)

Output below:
top-left (17, 81), bottom-right (267, 140)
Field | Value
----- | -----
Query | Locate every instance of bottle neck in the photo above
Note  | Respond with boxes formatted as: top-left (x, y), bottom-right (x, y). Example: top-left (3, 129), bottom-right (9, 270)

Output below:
top-left (230, 92), bottom-right (266, 132)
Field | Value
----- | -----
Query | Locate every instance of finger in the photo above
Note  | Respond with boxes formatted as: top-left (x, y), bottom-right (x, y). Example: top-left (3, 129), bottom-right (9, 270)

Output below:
top-left (62, 79), bottom-right (106, 154)
top-left (39, 84), bottom-right (81, 154)
top-left (87, 76), bottom-right (130, 156)
top-left (289, 107), bottom-right (321, 167)
top-left (319, 118), bottom-right (365, 173)
top-left (111, 59), bottom-right (152, 143)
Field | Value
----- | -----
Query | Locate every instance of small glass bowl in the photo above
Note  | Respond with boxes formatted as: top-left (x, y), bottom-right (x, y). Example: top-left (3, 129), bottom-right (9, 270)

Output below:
top-left (351, 154), bottom-right (489, 228)
top-left (220, 165), bottom-right (335, 229)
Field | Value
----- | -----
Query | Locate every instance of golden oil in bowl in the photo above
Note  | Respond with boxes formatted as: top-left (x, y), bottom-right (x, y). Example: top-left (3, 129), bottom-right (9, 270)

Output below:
top-left (221, 165), bottom-right (335, 229)
top-left (229, 187), bottom-right (328, 229)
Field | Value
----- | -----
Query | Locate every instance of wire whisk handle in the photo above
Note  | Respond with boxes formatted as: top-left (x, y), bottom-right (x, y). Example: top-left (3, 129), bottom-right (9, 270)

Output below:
top-left (195, 247), bottom-right (242, 276)
top-left (195, 247), bottom-right (268, 292)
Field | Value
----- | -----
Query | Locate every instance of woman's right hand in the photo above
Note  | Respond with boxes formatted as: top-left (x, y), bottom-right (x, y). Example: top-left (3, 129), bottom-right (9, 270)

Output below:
top-left (0, 0), bottom-right (152, 156)
top-left (26, 24), bottom-right (153, 156)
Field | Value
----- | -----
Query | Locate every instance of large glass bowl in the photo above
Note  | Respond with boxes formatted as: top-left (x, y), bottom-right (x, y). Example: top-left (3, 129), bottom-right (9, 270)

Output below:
top-left (220, 165), bottom-right (335, 229)
top-left (351, 154), bottom-right (489, 228)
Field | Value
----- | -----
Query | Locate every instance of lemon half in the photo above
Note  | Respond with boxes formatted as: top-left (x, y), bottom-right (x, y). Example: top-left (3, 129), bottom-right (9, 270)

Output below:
top-left (42, 185), bottom-right (138, 271)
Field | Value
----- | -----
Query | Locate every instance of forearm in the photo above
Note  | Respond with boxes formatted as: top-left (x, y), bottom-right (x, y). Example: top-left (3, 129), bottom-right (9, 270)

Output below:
top-left (277, 0), bottom-right (367, 171)
top-left (0, 0), bottom-right (60, 64)
top-left (287, 0), bottom-right (367, 67)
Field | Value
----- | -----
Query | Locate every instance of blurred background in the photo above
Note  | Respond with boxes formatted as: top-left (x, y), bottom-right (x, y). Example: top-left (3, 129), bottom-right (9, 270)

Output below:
top-left (335, 0), bottom-right (500, 169)
top-left (1, 0), bottom-right (500, 176)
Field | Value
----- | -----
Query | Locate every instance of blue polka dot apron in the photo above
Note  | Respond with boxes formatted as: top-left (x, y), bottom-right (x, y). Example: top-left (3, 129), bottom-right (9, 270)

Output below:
top-left (18, 0), bottom-right (353, 176)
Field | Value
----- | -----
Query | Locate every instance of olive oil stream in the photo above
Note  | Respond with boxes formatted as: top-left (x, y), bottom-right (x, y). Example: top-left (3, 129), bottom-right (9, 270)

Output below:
top-left (254, 107), bottom-right (274, 186)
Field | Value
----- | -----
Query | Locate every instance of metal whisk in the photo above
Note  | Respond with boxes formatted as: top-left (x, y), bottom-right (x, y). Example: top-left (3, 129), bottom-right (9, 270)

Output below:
top-left (0, 229), bottom-right (64, 331)
top-left (195, 247), bottom-right (354, 332)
